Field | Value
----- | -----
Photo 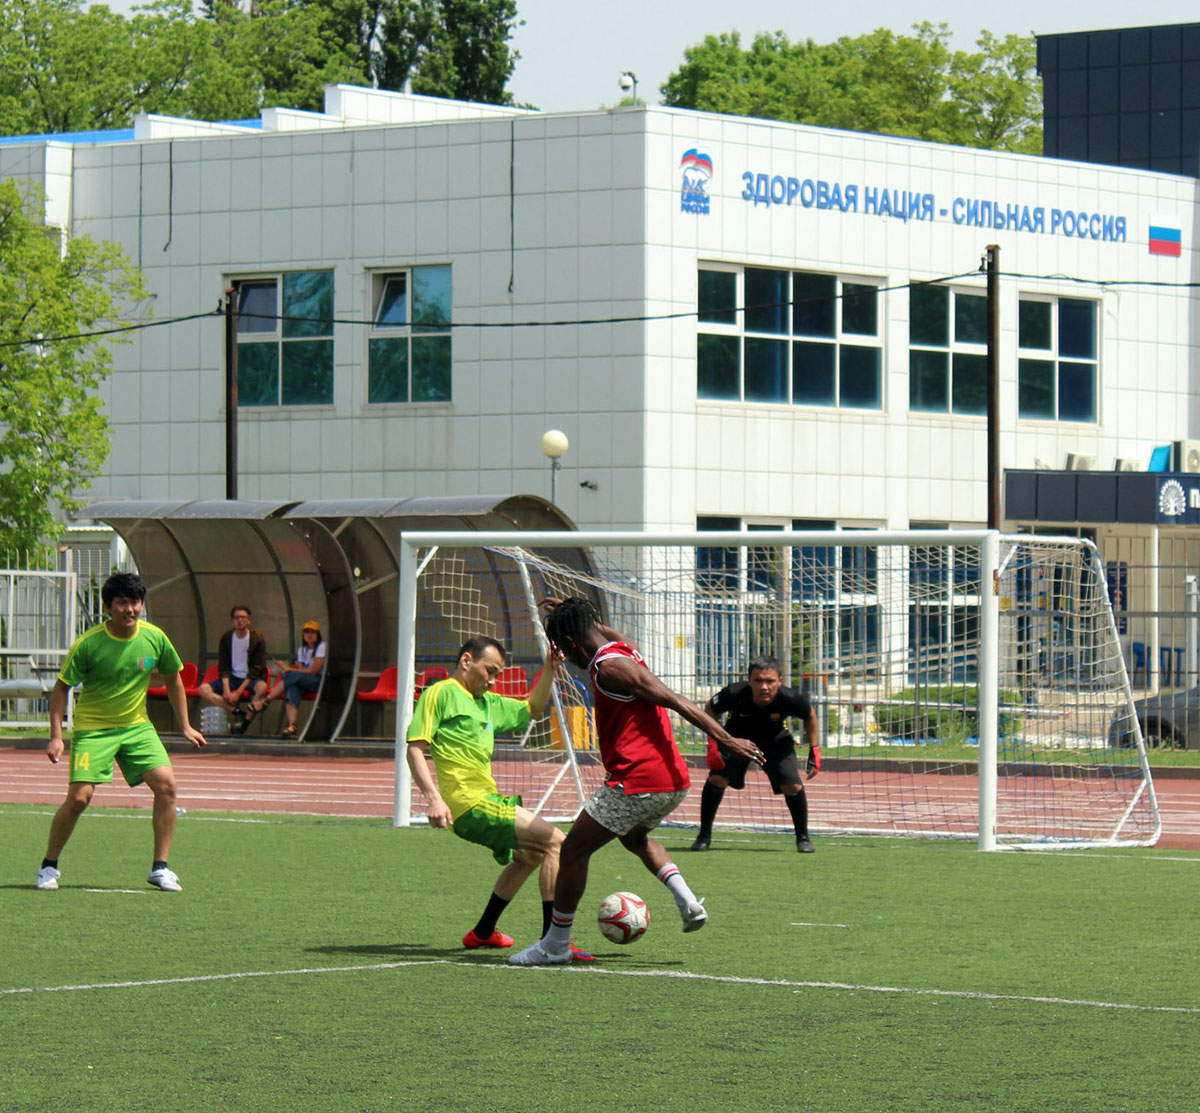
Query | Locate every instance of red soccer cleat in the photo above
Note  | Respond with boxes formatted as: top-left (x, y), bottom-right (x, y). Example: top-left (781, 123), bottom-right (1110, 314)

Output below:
top-left (569, 942), bottom-right (595, 963)
top-left (462, 929), bottom-right (514, 949)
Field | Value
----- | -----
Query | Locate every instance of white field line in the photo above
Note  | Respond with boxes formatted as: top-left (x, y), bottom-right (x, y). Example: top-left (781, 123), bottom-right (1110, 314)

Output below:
top-left (4, 806), bottom-right (1200, 848)
top-left (2, 958), bottom-right (1197, 1015)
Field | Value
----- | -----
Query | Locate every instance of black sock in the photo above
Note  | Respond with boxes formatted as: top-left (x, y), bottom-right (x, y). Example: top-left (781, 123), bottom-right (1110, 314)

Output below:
top-left (786, 789), bottom-right (808, 839)
top-left (698, 780), bottom-right (726, 837)
top-left (152, 860), bottom-right (168, 872)
top-left (472, 892), bottom-right (511, 939)
top-left (542, 900), bottom-right (553, 937)
top-left (42, 858), bottom-right (58, 870)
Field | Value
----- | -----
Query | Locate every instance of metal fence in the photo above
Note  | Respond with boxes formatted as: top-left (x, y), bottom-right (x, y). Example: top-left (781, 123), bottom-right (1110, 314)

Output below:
top-left (0, 541), bottom-right (122, 728)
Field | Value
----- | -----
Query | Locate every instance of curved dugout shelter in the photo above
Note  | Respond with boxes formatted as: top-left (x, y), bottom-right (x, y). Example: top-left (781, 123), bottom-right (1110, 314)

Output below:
top-left (80, 495), bottom-right (578, 741)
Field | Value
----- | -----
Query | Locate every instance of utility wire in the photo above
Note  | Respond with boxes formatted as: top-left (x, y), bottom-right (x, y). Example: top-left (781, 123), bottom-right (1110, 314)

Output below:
top-left (3, 267), bottom-right (1192, 351)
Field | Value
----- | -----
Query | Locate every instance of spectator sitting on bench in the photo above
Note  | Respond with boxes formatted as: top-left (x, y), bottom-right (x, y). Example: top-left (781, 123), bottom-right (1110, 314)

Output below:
top-left (197, 605), bottom-right (269, 735)
top-left (261, 621), bottom-right (325, 737)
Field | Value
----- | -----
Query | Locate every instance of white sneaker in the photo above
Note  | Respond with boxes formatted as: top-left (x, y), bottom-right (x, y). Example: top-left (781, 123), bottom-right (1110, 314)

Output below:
top-left (682, 898), bottom-right (708, 933)
top-left (147, 867), bottom-right (182, 892)
top-left (507, 940), bottom-right (571, 966)
top-left (36, 866), bottom-right (60, 891)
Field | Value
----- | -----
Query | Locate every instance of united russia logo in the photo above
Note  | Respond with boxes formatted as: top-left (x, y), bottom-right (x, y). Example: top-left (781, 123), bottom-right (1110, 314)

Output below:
top-left (1148, 215), bottom-right (1182, 257)
top-left (680, 148), bottom-right (712, 215)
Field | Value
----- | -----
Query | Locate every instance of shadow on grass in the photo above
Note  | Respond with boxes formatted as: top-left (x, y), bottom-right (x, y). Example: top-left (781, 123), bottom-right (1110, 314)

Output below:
top-left (306, 941), bottom-right (690, 968)
top-left (307, 942), bottom-right (468, 959)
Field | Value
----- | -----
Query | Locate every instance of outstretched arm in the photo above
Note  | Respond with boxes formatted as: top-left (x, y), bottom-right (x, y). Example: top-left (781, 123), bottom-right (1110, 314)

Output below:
top-left (46, 679), bottom-right (71, 764)
top-left (525, 645), bottom-right (565, 718)
top-left (597, 658), bottom-right (763, 765)
top-left (167, 669), bottom-right (207, 750)
top-left (405, 740), bottom-right (452, 828)
top-left (803, 705), bottom-right (821, 778)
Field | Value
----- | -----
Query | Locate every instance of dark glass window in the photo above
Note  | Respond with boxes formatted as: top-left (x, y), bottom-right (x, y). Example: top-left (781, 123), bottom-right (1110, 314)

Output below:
top-left (697, 268), bottom-right (880, 409)
top-left (1018, 298), bottom-right (1097, 423)
top-left (368, 266), bottom-right (453, 403)
top-left (233, 271), bottom-right (333, 406)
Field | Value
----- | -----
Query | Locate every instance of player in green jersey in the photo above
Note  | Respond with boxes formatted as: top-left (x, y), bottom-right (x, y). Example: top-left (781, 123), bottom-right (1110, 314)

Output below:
top-left (36, 572), bottom-right (206, 892)
top-left (406, 635), bottom-right (591, 960)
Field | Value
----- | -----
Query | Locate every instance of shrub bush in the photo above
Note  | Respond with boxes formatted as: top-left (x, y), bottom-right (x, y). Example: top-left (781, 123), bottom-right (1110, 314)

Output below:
top-left (873, 685), bottom-right (1023, 741)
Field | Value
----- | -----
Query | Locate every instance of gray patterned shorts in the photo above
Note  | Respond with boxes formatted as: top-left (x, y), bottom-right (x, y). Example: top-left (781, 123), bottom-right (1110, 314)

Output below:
top-left (583, 783), bottom-right (689, 836)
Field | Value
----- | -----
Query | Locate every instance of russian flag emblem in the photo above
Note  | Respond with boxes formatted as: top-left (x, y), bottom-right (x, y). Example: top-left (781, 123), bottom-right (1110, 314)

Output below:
top-left (1148, 218), bottom-right (1182, 257)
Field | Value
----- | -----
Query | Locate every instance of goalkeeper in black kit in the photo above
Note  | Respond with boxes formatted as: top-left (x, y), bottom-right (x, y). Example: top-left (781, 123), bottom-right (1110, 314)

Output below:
top-left (690, 654), bottom-right (821, 854)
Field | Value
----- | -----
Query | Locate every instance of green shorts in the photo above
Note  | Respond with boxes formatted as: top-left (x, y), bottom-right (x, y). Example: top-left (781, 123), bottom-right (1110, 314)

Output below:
top-left (68, 722), bottom-right (171, 788)
top-left (451, 792), bottom-right (523, 866)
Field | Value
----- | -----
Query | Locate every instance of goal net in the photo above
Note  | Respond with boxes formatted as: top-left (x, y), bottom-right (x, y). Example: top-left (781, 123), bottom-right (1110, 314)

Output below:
top-left (393, 530), bottom-right (1160, 850)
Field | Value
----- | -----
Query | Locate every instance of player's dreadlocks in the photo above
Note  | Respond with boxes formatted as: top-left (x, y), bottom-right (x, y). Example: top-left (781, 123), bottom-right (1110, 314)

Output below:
top-left (543, 595), bottom-right (602, 652)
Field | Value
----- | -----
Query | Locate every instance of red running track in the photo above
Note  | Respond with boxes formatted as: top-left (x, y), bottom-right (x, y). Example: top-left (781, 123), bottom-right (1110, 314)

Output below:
top-left (4, 747), bottom-right (1200, 849)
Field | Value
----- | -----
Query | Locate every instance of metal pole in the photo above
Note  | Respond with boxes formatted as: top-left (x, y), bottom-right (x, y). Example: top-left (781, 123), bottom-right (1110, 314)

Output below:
top-left (986, 245), bottom-right (1000, 530)
top-left (393, 535), bottom-right (420, 827)
top-left (550, 458), bottom-right (560, 505)
top-left (224, 287), bottom-right (238, 501)
top-left (1187, 574), bottom-right (1198, 688)
top-left (977, 530), bottom-right (1000, 851)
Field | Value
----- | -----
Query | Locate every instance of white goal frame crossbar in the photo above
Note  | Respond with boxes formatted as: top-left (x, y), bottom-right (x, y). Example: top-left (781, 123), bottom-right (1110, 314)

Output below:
top-left (392, 529), bottom-right (1008, 848)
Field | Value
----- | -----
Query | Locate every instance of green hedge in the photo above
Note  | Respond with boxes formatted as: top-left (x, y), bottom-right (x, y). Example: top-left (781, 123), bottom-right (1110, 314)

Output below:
top-left (873, 685), bottom-right (1023, 741)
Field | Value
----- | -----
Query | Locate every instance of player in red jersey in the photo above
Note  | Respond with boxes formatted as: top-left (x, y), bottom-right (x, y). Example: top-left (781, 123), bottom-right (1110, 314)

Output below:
top-left (510, 596), bottom-right (761, 966)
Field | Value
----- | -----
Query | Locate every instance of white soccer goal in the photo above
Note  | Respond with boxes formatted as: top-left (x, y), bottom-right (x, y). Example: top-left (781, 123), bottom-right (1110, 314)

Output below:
top-left (392, 530), bottom-right (1160, 850)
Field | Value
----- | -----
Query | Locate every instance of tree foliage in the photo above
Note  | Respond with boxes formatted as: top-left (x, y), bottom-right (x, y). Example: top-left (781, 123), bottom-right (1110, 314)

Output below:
top-left (0, 0), bottom-right (520, 135)
top-left (661, 23), bottom-right (1042, 154)
top-left (0, 180), bottom-right (147, 552)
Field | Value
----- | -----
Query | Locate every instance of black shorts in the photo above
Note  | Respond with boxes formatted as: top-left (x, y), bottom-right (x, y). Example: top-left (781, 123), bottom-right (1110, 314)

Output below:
top-left (707, 731), bottom-right (801, 794)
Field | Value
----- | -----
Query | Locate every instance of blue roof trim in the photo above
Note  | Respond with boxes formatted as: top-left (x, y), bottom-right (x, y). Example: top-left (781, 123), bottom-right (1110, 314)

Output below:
top-left (0, 118), bottom-right (262, 145)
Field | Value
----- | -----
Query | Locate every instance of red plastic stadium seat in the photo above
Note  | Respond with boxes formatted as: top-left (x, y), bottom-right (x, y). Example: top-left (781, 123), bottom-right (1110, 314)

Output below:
top-left (188, 664), bottom-right (220, 699)
top-left (491, 666), bottom-right (528, 698)
top-left (413, 665), bottom-right (450, 701)
top-left (148, 661), bottom-right (199, 699)
top-left (357, 666), bottom-right (398, 704)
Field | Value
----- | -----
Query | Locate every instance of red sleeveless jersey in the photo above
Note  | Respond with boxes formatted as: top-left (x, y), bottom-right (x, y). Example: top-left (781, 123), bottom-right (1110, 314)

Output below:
top-left (588, 641), bottom-right (691, 795)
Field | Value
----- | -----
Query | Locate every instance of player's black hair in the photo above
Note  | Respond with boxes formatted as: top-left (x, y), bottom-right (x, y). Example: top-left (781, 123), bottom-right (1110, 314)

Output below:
top-left (230, 604), bottom-right (252, 618)
top-left (544, 596), bottom-right (602, 651)
top-left (456, 635), bottom-right (506, 664)
top-left (101, 571), bottom-right (147, 607)
top-left (747, 654), bottom-right (781, 677)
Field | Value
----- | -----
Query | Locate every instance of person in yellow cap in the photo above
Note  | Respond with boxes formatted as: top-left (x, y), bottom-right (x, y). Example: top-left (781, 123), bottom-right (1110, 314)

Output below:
top-left (259, 620), bottom-right (326, 736)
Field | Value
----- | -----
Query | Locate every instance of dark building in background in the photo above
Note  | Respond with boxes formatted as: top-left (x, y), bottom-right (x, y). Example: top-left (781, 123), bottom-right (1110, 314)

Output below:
top-left (1037, 22), bottom-right (1200, 176)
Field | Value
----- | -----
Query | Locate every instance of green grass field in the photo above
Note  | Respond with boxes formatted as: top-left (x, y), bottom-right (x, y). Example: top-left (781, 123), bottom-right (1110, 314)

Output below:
top-left (2, 804), bottom-right (1198, 1113)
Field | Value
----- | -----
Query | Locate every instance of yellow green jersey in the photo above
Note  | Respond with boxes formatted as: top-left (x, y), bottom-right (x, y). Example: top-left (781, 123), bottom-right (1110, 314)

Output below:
top-left (59, 620), bottom-right (183, 731)
top-left (407, 677), bottom-right (531, 819)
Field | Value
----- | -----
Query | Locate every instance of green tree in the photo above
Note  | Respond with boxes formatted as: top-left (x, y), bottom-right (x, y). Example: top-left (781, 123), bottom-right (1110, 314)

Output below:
top-left (408, 0), bottom-right (519, 103)
top-left (289, 0), bottom-right (520, 103)
top-left (0, 181), bottom-right (147, 552)
top-left (0, 0), bottom-right (519, 136)
top-left (661, 23), bottom-right (1042, 154)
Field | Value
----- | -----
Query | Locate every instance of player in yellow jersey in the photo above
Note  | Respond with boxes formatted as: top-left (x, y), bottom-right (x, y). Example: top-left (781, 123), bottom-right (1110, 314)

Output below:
top-left (406, 635), bottom-right (591, 960)
top-left (36, 572), bottom-right (206, 892)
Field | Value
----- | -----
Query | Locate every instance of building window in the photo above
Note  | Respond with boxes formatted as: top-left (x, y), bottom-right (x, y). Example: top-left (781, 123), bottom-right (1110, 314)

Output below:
top-left (1017, 297), bottom-right (1098, 422)
top-left (697, 267), bottom-right (882, 409)
top-left (233, 271), bottom-right (334, 406)
top-left (908, 284), bottom-right (988, 415)
top-left (694, 517), bottom-right (881, 682)
top-left (368, 265), bottom-right (452, 403)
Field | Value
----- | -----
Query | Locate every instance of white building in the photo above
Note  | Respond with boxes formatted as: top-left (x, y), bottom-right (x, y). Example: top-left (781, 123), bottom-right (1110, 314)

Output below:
top-left (0, 83), bottom-right (1196, 538)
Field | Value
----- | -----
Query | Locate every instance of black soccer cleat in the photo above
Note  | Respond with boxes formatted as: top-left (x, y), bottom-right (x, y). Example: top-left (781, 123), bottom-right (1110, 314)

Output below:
top-left (796, 837), bottom-right (815, 854)
top-left (689, 833), bottom-right (711, 852)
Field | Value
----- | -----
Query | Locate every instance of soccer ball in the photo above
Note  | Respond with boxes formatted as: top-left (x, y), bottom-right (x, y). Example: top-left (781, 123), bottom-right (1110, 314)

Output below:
top-left (597, 891), bottom-right (649, 944)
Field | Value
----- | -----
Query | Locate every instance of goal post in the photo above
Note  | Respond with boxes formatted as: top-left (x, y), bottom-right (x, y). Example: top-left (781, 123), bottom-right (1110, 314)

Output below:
top-left (392, 529), bottom-right (1160, 851)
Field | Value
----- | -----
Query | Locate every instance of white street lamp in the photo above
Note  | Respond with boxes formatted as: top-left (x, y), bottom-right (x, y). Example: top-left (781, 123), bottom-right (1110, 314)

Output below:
top-left (618, 71), bottom-right (638, 103)
top-left (540, 429), bottom-right (569, 504)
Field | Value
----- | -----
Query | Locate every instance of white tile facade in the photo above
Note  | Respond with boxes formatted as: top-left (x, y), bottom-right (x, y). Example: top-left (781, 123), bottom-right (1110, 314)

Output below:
top-left (0, 88), bottom-right (1195, 533)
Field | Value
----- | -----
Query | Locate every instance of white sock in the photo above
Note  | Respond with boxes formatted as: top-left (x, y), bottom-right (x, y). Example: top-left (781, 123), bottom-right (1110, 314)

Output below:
top-left (656, 862), bottom-right (698, 911)
top-left (542, 908), bottom-right (574, 952)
